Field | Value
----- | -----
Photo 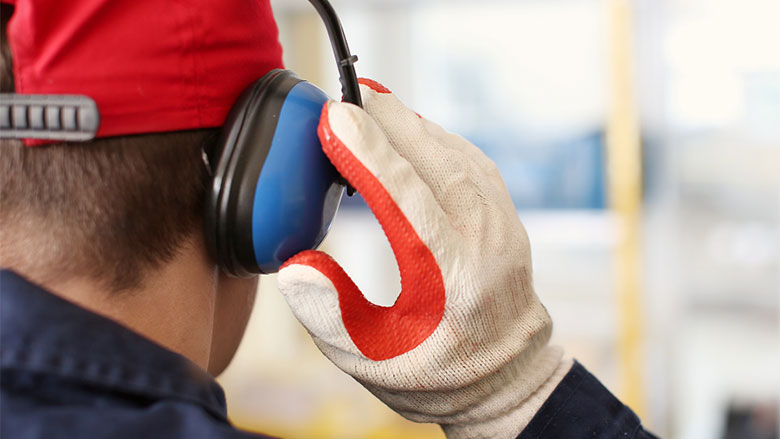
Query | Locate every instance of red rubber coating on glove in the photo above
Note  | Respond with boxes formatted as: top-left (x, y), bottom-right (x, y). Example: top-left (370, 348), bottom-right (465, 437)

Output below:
top-left (357, 78), bottom-right (421, 118)
top-left (357, 78), bottom-right (392, 94)
top-left (282, 102), bottom-right (446, 361)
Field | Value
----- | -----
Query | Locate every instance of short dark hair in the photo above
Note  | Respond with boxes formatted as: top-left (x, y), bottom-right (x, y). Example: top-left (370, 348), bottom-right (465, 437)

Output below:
top-left (0, 5), bottom-right (218, 291)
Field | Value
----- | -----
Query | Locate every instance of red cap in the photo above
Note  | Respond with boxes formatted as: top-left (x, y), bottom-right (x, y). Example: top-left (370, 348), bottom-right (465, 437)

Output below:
top-left (3, 0), bottom-right (284, 140)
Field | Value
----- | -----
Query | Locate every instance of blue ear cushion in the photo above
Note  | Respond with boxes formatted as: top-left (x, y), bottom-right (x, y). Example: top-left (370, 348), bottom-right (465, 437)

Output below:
top-left (205, 69), bottom-right (345, 277)
top-left (250, 79), bottom-right (345, 273)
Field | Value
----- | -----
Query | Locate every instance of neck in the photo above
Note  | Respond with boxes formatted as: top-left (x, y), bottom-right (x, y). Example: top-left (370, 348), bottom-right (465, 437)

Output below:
top-left (40, 237), bottom-right (218, 370)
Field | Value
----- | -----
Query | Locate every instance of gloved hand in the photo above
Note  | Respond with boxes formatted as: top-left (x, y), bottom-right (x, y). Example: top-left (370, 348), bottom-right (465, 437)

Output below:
top-left (278, 79), bottom-right (573, 439)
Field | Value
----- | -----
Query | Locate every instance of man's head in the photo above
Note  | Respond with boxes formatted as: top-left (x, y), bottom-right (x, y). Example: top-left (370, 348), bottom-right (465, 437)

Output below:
top-left (0, 0), bottom-right (283, 374)
top-left (0, 98), bottom-right (216, 292)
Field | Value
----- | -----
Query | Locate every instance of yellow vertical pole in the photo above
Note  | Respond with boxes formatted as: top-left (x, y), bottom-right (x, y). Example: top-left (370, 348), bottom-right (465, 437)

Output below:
top-left (605, 0), bottom-right (645, 418)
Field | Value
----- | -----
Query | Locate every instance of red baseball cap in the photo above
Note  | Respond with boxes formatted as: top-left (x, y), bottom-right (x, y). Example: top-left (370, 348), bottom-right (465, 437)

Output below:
top-left (2, 0), bottom-right (284, 140)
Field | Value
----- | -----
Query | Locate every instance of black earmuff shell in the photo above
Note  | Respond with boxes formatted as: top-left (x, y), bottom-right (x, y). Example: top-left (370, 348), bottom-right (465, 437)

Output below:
top-left (205, 69), bottom-right (344, 277)
top-left (206, 70), bottom-right (301, 277)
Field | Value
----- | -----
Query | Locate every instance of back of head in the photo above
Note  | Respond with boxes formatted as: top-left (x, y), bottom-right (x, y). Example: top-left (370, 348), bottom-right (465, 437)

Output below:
top-left (0, 1), bottom-right (283, 291)
top-left (0, 5), bottom-right (215, 291)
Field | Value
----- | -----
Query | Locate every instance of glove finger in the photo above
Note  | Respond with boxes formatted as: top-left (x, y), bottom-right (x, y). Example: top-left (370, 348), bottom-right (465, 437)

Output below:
top-left (358, 79), bottom-right (462, 177)
top-left (358, 79), bottom-right (500, 181)
top-left (319, 99), bottom-right (452, 246)
top-left (417, 116), bottom-right (516, 218)
top-left (277, 251), bottom-right (363, 358)
top-left (316, 103), bottom-right (449, 361)
top-left (417, 116), bottom-right (508, 190)
top-left (356, 80), bottom-right (521, 242)
top-left (281, 246), bottom-right (446, 362)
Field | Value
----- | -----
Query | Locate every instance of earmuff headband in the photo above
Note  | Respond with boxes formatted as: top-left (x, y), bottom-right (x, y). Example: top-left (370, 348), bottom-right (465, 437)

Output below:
top-left (308, 0), bottom-right (362, 108)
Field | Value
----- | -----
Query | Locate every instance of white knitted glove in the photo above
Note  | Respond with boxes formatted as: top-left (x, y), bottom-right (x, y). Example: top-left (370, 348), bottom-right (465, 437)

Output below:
top-left (278, 79), bottom-right (573, 438)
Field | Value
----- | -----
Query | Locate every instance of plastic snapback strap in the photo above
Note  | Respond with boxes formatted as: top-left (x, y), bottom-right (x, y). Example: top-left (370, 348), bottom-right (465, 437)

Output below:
top-left (0, 94), bottom-right (100, 141)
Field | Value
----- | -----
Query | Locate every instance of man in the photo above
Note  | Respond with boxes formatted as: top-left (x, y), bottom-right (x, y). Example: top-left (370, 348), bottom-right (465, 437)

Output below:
top-left (0, 0), bottom-right (656, 438)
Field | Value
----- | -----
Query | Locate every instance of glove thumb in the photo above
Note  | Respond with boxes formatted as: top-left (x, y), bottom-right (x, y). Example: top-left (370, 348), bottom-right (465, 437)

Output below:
top-left (278, 250), bottom-right (365, 358)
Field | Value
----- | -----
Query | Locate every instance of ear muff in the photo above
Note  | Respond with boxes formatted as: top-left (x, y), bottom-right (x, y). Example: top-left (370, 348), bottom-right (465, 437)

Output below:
top-left (205, 0), bottom-right (362, 277)
top-left (205, 69), bottom-right (345, 277)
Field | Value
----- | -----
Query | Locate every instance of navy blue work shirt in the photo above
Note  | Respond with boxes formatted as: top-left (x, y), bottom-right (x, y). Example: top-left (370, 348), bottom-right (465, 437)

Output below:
top-left (1, 270), bottom-right (657, 438)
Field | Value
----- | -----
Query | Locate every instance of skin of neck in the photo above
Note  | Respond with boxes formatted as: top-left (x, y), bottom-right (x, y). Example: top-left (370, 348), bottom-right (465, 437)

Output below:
top-left (16, 233), bottom-right (259, 375)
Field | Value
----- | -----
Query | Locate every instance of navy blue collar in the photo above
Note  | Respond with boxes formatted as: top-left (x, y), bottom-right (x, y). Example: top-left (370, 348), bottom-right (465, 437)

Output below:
top-left (0, 269), bottom-right (228, 420)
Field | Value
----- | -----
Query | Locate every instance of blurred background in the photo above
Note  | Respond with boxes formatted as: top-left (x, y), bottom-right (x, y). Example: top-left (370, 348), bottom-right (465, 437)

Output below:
top-left (218, 0), bottom-right (780, 437)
